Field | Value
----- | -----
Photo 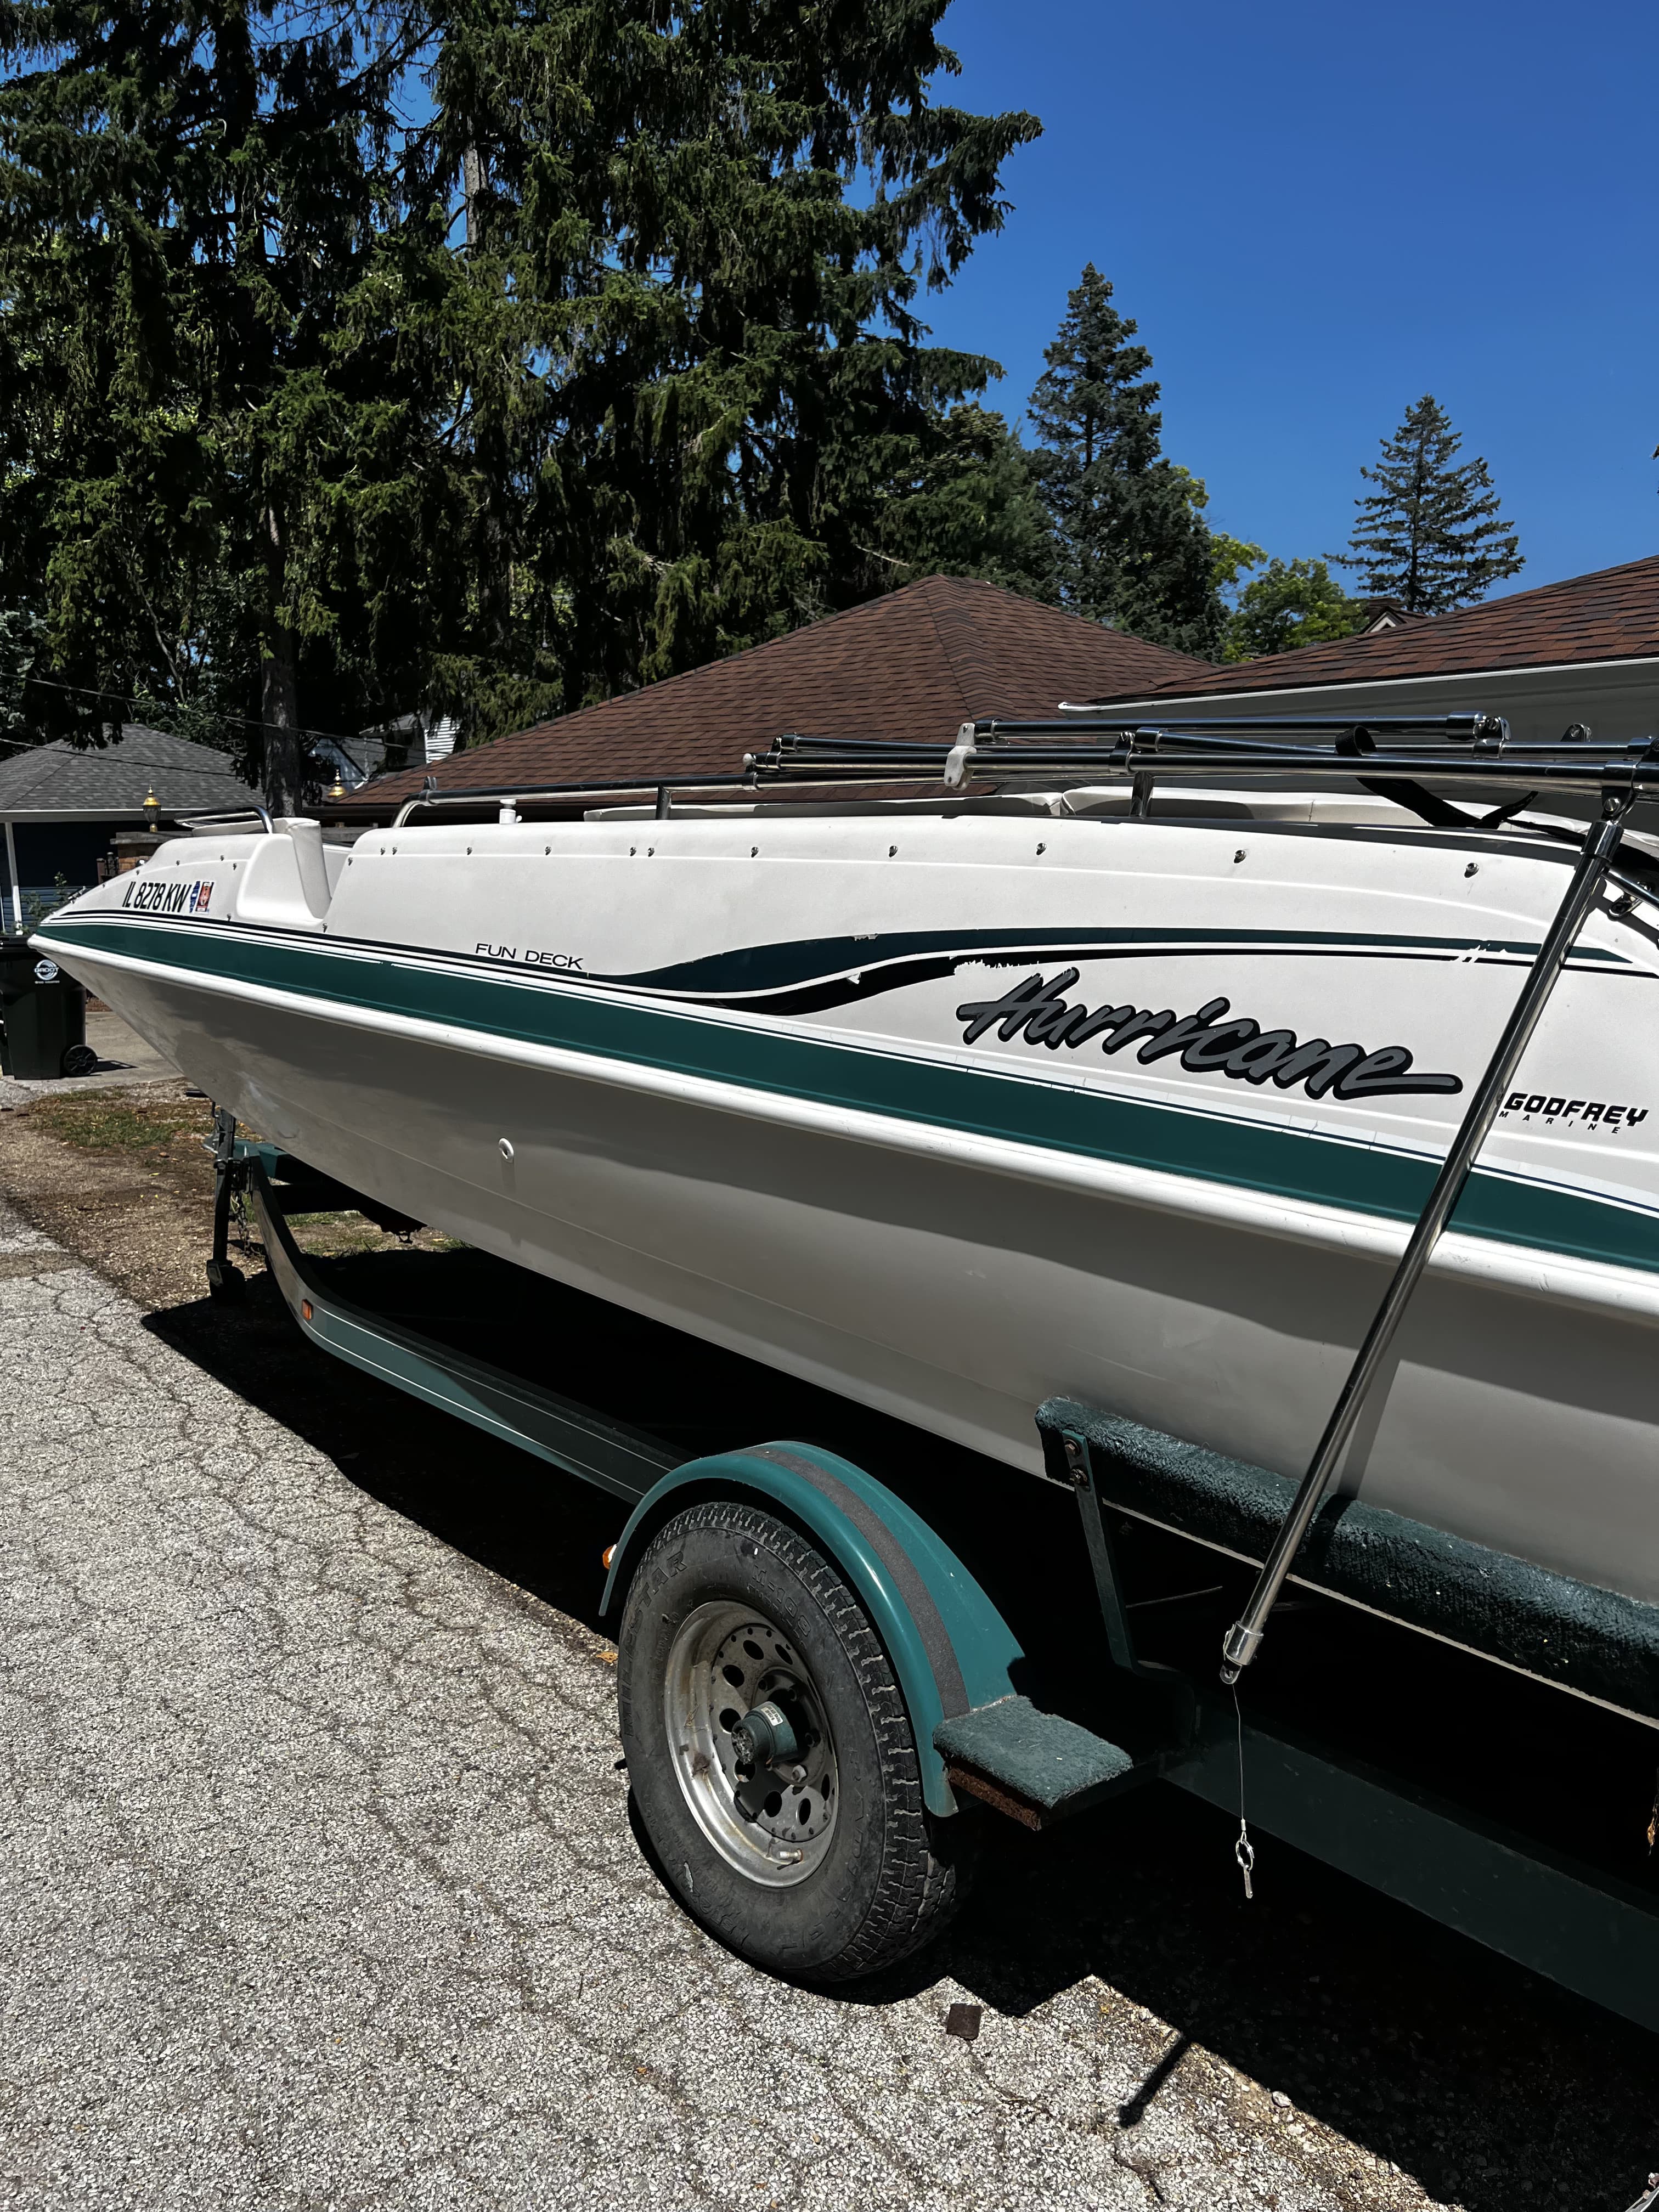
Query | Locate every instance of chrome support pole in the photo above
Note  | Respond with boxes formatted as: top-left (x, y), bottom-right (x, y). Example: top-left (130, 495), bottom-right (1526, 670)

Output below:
top-left (655, 784), bottom-right (672, 820)
top-left (1220, 797), bottom-right (1632, 1685)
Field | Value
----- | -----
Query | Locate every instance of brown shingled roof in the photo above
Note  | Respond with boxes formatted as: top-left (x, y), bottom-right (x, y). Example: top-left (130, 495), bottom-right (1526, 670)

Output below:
top-left (339, 575), bottom-right (1210, 814)
top-left (1112, 554), bottom-right (1659, 701)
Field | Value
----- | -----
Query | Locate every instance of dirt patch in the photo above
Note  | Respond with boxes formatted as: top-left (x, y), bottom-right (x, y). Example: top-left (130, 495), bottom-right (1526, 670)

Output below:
top-left (0, 1082), bottom-right (220, 1308)
top-left (0, 1084), bottom-right (453, 1309)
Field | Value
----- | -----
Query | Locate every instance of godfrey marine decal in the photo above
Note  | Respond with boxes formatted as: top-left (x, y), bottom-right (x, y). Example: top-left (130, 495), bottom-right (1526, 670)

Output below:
top-left (957, 968), bottom-right (1462, 1104)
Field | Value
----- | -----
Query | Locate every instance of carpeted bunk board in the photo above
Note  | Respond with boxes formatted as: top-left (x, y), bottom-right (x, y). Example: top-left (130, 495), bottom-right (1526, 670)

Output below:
top-left (1038, 1397), bottom-right (1659, 1723)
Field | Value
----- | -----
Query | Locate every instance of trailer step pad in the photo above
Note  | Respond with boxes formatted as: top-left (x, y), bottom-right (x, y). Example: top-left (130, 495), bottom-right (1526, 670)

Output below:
top-left (933, 1697), bottom-right (1144, 1829)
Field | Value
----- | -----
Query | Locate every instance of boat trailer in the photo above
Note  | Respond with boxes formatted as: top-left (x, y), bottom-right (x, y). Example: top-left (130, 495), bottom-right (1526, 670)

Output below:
top-left (210, 1128), bottom-right (1659, 2034)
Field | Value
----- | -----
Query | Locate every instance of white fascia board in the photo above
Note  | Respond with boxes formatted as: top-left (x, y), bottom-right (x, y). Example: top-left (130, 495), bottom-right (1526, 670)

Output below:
top-left (1097, 655), bottom-right (1659, 718)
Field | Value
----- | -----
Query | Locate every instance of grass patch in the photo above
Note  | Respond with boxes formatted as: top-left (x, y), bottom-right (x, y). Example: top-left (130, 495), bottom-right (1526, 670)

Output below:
top-left (286, 1210), bottom-right (465, 1257)
top-left (31, 1094), bottom-right (209, 1153)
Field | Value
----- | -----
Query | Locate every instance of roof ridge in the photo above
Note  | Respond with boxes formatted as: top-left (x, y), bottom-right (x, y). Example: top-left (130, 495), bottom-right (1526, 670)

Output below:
top-left (917, 577), bottom-right (980, 724)
top-left (1397, 551), bottom-right (1659, 628)
top-left (343, 577), bottom-right (1220, 809)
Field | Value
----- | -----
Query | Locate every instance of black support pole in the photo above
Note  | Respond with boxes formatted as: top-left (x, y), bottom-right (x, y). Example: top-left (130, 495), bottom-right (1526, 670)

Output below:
top-left (206, 1105), bottom-right (244, 1301)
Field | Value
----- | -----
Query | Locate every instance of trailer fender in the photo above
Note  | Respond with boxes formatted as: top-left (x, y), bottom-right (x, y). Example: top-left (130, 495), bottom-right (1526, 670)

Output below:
top-left (600, 1442), bottom-right (1025, 1817)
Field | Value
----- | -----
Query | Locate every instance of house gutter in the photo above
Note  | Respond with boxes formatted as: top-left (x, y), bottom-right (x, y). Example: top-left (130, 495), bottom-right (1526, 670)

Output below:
top-left (0, 806), bottom-right (209, 825)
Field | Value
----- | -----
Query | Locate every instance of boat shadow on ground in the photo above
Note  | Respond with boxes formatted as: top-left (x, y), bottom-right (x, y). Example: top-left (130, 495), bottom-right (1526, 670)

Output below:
top-left (145, 1271), bottom-right (1659, 2212)
top-left (894, 1801), bottom-right (1656, 2210)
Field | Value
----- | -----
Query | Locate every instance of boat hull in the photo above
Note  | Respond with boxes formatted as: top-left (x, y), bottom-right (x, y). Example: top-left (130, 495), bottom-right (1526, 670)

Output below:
top-left (47, 913), bottom-right (1659, 1618)
top-left (38, 800), bottom-right (1659, 1641)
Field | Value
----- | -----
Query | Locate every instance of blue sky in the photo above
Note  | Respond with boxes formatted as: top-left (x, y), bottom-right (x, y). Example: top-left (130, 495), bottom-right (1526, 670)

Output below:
top-left (922, 0), bottom-right (1657, 595)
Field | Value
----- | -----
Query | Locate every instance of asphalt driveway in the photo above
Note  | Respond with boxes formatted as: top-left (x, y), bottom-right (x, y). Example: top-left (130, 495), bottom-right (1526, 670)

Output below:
top-left (2, 1180), bottom-right (1654, 2212)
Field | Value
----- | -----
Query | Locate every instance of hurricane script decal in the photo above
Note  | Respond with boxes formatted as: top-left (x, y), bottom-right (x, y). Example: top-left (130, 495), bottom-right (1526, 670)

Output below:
top-left (956, 968), bottom-right (1462, 1103)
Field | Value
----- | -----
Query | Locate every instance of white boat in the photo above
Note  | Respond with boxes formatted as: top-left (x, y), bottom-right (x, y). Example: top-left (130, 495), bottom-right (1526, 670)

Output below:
top-left (35, 722), bottom-right (1659, 1632)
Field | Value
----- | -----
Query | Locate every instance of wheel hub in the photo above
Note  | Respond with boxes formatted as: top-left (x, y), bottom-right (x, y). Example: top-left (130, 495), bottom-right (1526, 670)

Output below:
top-left (728, 1697), bottom-right (799, 1774)
top-left (664, 1604), bottom-right (839, 1886)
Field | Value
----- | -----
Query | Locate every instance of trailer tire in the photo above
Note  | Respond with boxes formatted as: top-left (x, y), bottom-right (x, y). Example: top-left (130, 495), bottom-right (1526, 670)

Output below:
top-left (617, 1497), bottom-right (969, 1982)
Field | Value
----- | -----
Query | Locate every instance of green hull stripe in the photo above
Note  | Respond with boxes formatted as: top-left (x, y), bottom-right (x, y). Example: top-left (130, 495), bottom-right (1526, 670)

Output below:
top-left (49, 916), bottom-right (1659, 1279)
top-left (596, 921), bottom-right (1628, 994)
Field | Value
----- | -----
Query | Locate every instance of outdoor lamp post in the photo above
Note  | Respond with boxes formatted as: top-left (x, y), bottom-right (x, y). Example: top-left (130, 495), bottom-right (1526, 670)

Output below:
top-left (142, 788), bottom-right (161, 832)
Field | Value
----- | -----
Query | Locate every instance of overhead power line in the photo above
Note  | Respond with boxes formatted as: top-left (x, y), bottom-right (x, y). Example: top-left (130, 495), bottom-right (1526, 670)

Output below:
top-left (2, 672), bottom-right (369, 746)
top-left (0, 728), bottom-right (265, 788)
top-left (0, 719), bottom-right (391, 790)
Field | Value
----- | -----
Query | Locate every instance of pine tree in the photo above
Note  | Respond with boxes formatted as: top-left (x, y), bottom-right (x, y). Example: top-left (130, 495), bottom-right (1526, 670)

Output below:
top-left (0, 0), bottom-right (535, 804)
top-left (436, 0), bottom-right (1043, 712)
top-left (1341, 396), bottom-right (1522, 613)
top-left (872, 405), bottom-right (1054, 598)
top-left (2, 0), bottom-right (1043, 777)
top-left (1026, 264), bottom-right (1223, 654)
top-left (0, 606), bottom-right (42, 754)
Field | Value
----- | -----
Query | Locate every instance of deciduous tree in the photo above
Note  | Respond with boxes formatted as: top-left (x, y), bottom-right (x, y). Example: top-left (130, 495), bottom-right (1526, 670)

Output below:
top-left (1224, 557), bottom-right (1362, 661)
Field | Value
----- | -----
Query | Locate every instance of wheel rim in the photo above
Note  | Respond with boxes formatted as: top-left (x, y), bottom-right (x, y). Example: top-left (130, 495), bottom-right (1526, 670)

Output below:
top-left (664, 1600), bottom-right (839, 1888)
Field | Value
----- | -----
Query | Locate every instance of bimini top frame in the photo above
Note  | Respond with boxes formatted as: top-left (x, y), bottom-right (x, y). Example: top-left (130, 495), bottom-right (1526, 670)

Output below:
top-left (744, 714), bottom-right (1659, 809)
top-left (374, 714), bottom-right (1659, 833)
top-left (383, 766), bottom-right (978, 830)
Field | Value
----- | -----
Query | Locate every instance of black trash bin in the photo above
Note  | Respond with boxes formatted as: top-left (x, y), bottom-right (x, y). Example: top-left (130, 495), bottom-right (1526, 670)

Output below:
top-left (0, 938), bottom-right (98, 1079)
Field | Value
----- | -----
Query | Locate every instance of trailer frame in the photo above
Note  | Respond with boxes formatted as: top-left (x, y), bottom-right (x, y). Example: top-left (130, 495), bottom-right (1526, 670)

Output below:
top-left (215, 1135), bottom-right (1659, 2034)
